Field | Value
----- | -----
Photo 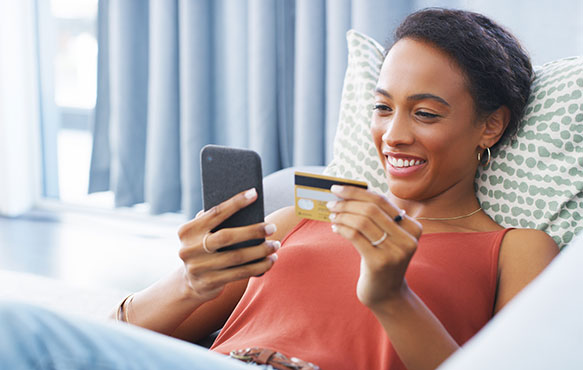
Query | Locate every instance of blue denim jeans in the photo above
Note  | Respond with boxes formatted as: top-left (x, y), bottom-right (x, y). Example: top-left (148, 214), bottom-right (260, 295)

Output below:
top-left (0, 300), bottom-right (263, 370)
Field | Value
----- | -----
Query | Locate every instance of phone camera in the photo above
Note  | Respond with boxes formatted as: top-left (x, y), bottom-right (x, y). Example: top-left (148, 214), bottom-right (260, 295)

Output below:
top-left (206, 156), bottom-right (213, 162)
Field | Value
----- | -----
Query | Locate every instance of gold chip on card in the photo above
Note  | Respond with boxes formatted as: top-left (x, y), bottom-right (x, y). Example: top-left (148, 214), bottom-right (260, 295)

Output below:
top-left (294, 172), bottom-right (368, 222)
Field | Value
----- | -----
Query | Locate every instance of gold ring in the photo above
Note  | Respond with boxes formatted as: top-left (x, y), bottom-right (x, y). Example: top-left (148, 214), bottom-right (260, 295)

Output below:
top-left (202, 233), bottom-right (213, 254)
top-left (371, 232), bottom-right (387, 246)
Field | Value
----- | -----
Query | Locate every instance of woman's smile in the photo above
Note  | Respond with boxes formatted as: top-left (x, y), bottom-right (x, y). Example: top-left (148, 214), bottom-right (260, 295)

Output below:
top-left (384, 151), bottom-right (427, 177)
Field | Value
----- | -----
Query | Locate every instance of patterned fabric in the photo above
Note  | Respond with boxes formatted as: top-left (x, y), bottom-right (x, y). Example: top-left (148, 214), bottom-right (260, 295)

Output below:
top-left (324, 31), bottom-right (388, 193)
top-left (324, 30), bottom-right (583, 249)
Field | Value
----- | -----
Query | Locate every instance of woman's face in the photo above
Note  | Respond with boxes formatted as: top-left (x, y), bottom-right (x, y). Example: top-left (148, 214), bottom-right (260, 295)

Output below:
top-left (371, 38), bottom-right (485, 201)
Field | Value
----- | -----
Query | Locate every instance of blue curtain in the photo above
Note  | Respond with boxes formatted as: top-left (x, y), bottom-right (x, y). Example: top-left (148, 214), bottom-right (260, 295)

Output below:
top-left (89, 0), bottom-right (410, 218)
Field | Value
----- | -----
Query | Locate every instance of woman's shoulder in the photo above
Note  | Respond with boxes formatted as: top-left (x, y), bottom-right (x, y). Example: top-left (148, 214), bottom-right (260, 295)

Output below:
top-left (499, 228), bottom-right (559, 273)
top-left (501, 228), bottom-right (559, 255)
top-left (494, 228), bottom-right (559, 313)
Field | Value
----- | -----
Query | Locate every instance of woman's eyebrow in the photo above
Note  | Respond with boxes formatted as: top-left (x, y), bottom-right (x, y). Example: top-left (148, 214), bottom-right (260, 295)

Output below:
top-left (375, 87), bottom-right (451, 107)
top-left (408, 93), bottom-right (451, 107)
top-left (375, 87), bottom-right (392, 99)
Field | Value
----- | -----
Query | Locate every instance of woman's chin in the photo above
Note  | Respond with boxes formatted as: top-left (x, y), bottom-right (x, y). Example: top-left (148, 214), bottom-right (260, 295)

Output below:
top-left (384, 163), bottom-right (432, 200)
top-left (387, 183), bottom-right (419, 201)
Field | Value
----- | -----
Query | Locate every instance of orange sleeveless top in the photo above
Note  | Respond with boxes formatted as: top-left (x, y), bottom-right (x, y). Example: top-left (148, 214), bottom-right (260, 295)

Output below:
top-left (211, 219), bottom-right (510, 370)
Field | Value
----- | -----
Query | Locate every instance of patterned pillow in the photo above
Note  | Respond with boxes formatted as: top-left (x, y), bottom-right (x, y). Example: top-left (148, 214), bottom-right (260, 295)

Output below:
top-left (324, 31), bottom-right (388, 193)
top-left (324, 30), bottom-right (583, 249)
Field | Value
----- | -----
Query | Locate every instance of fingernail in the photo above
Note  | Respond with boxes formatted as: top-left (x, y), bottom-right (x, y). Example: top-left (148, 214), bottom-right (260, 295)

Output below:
top-left (331, 224), bottom-right (338, 233)
top-left (268, 240), bottom-right (281, 251)
top-left (330, 185), bottom-right (343, 194)
top-left (264, 223), bottom-right (277, 236)
top-left (269, 254), bottom-right (278, 262)
top-left (326, 201), bottom-right (337, 209)
top-left (329, 213), bottom-right (336, 221)
top-left (244, 188), bottom-right (257, 199)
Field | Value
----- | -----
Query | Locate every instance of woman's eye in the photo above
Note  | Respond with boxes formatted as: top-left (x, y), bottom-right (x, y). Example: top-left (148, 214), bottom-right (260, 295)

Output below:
top-left (373, 104), bottom-right (392, 112)
top-left (416, 111), bottom-right (440, 119)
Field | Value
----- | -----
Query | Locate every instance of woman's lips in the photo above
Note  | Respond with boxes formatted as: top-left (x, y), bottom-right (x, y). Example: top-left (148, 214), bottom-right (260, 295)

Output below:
top-left (385, 155), bottom-right (426, 177)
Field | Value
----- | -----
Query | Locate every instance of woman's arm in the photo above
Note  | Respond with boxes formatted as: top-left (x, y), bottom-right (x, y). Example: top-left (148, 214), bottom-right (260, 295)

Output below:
top-left (328, 185), bottom-right (558, 370)
top-left (329, 185), bottom-right (458, 370)
top-left (493, 228), bottom-right (559, 313)
top-left (110, 202), bottom-right (300, 343)
top-left (371, 230), bottom-right (558, 370)
top-left (369, 285), bottom-right (460, 370)
top-left (170, 206), bottom-right (301, 342)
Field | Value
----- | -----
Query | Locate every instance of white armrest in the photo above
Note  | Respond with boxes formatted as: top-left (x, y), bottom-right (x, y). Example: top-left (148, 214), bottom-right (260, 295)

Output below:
top-left (439, 235), bottom-right (583, 370)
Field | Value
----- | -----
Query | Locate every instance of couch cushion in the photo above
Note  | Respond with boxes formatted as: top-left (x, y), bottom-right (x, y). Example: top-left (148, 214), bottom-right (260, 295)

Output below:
top-left (325, 30), bottom-right (583, 249)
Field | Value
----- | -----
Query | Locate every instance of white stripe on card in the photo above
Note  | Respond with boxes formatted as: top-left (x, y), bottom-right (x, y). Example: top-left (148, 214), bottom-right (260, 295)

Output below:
top-left (296, 187), bottom-right (341, 202)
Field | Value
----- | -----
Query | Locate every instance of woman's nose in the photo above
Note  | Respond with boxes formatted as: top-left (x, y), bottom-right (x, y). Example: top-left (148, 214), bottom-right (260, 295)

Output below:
top-left (381, 112), bottom-right (414, 147)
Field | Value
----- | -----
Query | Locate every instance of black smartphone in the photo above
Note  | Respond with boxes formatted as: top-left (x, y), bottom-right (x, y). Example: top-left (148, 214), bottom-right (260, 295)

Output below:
top-left (200, 145), bottom-right (265, 252)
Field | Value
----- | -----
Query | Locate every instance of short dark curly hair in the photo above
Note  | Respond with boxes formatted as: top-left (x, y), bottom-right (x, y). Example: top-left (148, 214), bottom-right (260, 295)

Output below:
top-left (390, 8), bottom-right (533, 151)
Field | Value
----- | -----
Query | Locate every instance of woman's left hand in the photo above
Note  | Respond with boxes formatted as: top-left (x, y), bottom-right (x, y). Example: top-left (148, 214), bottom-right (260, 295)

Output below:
top-left (327, 185), bottom-right (422, 311)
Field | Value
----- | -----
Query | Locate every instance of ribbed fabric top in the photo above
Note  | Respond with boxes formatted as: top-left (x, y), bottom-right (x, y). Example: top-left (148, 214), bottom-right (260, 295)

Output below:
top-left (211, 219), bottom-right (510, 370)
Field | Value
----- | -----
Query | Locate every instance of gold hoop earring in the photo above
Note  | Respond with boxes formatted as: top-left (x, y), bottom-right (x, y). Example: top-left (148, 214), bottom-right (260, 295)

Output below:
top-left (477, 147), bottom-right (491, 167)
top-left (484, 147), bottom-right (491, 167)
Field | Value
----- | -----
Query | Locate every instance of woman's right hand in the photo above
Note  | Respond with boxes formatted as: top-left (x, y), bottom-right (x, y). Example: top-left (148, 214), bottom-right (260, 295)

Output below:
top-left (177, 188), bottom-right (280, 303)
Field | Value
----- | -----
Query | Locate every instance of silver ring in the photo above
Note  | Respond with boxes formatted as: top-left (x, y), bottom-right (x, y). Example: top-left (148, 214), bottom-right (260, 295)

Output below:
top-left (393, 209), bottom-right (406, 223)
top-left (202, 233), bottom-right (213, 254)
top-left (371, 232), bottom-right (387, 246)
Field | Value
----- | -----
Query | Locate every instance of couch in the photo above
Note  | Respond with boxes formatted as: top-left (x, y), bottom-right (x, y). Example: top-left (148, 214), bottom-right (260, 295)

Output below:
top-left (0, 29), bottom-right (581, 365)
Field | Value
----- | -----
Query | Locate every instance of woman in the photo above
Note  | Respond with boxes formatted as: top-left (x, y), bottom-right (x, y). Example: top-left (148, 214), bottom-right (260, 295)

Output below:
top-left (0, 8), bottom-right (558, 370)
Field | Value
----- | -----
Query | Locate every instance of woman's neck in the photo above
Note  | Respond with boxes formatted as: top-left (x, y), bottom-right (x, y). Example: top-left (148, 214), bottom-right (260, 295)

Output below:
top-left (387, 179), bottom-right (499, 233)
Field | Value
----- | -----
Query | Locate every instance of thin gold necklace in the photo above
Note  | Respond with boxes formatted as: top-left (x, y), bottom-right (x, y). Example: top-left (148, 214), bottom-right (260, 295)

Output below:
top-left (415, 207), bottom-right (482, 221)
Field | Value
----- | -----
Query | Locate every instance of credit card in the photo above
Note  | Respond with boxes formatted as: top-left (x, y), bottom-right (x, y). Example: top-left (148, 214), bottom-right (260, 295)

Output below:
top-left (294, 171), bottom-right (368, 222)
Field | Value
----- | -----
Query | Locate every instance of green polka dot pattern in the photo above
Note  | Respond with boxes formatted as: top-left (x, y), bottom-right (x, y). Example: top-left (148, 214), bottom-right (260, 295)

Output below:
top-left (324, 30), bottom-right (583, 249)
top-left (477, 56), bottom-right (583, 248)
top-left (324, 31), bottom-right (388, 193)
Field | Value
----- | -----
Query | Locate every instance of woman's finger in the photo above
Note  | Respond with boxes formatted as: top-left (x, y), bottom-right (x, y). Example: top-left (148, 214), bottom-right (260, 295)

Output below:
top-left (177, 187), bottom-right (259, 239)
top-left (204, 222), bottom-right (276, 254)
top-left (187, 253), bottom-right (278, 294)
top-left (330, 214), bottom-right (381, 261)
top-left (179, 222), bottom-right (277, 259)
top-left (184, 240), bottom-right (280, 275)
top-left (330, 211), bottom-right (386, 246)
top-left (328, 197), bottom-right (421, 241)
top-left (331, 211), bottom-right (416, 255)
top-left (332, 220), bottom-right (417, 272)
top-left (330, 184), bottom-right (422, 239)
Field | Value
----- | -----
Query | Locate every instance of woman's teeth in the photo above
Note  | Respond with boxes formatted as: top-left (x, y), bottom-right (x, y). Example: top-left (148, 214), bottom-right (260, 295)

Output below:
top-left (389, 157), bottom-right (425, 168)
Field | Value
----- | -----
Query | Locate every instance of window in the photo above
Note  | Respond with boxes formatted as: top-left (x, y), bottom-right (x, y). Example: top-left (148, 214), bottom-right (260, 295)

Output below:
top-left (47, 0), bottom-right (114, 207)
top-left (52, 0), bottom-right (97, 110)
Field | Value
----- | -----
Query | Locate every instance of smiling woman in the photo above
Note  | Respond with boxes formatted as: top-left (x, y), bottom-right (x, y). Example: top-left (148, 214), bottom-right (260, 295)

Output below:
top-left (371, 38), bottom-right (496, 211)
top-left (0, 8), bottom-right (562, 370)
top-left (370, 9), bottom-right (532, 226)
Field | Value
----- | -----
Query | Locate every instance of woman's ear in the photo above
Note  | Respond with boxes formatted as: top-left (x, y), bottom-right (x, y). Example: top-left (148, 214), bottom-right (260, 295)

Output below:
top-left (480, 106), bottom-right (511, 148)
